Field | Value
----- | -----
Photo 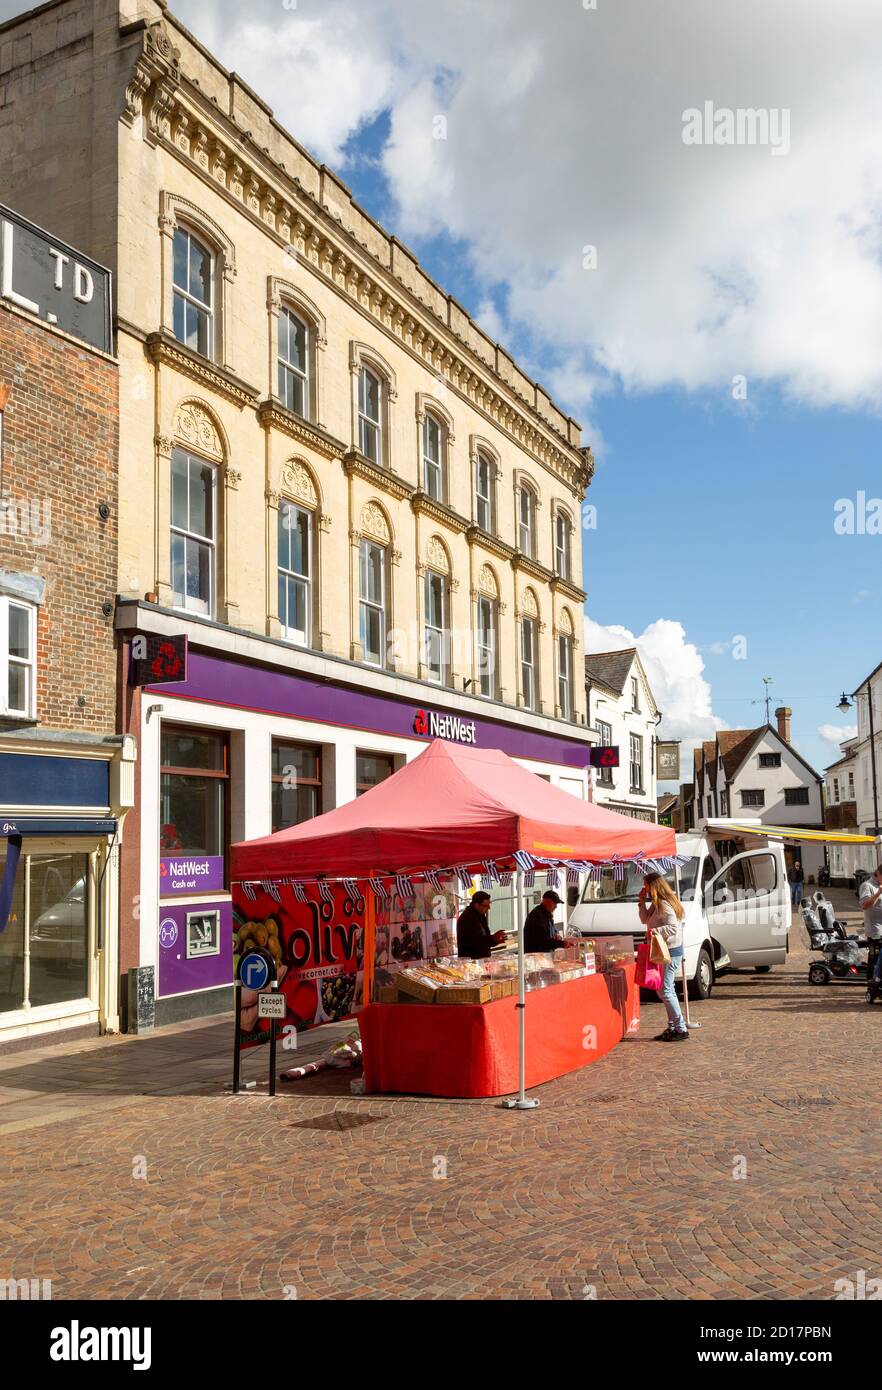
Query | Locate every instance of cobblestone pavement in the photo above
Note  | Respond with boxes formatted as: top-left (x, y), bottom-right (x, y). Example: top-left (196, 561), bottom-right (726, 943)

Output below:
top-left (1, 909), bottom-right (879, 1301)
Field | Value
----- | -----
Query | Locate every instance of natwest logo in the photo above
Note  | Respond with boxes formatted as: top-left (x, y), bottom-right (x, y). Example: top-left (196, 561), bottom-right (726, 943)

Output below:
top-left (412, 708), bottom-right (477, 745)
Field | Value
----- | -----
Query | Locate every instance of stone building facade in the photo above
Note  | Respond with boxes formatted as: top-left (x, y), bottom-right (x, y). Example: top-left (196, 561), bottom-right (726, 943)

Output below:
top-left (0, 0), bottom-right (594, 1025)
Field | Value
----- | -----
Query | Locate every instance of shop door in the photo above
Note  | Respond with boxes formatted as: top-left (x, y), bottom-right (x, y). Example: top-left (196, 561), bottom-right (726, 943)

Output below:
top-left (0, 844), bottom-right (94, 1018)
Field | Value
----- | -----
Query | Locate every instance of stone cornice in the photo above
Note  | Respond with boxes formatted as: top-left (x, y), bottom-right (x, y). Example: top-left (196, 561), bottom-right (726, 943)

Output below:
top-left (145, 331), bottom-right (258, 407)
top-left (512, 551), bottom-right (556, 586)
top-left (551, 575), bottom-right (587, 605)
top-left (126, 47), bottom-right (588, 492)
top-left (342, 451), bottom-right (415, 502)
top-left (257, 399), bottom-right (345, 460)
top-left (410, 491), bottom-right (470, 535)
top-left (466, 526), bottom-right (516, 562)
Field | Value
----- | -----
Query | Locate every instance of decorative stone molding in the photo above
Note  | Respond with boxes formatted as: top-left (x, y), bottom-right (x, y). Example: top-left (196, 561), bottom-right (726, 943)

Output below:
top-left (520, 587), bottom-right (540, 619)
top-left (154, 433), bottom-right (175, 460)
top-left (146, 332), bottom-right (258, 408)
top-left (257, 400), bottom-right (344, 461)
top-left (513, 551), bottom-right (555, 586)
top-left (466, 525), bottom-right (516, 562)
top-left (558, 606), bottom-right (574, 637)
top-left (224, 466), bottom-right (242, 490)
top-left (280, 458), bottom-right (319, 508)
top-left (173, 399), bottom-right (225, 460)
top-left (360, 501), bottom-right (391, 545)
top-left (426, 535), bottom-right (451, 575)
top-left (550, 574), bottom-right (586, 604)
top-left (122, 21), bottom-right (181, 131)
top-left (410, 491), bottom-right (469, 534)
top-left (478, 564), bottom-right (499, 598)
top-left (342, 451), bottom-right (414, 502)
top-left (415, 390), bottom-right (455, 440)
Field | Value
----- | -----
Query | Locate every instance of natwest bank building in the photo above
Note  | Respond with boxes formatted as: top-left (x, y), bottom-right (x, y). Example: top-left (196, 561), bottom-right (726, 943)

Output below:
top-left (118, 605), bottom-right (592, 1027)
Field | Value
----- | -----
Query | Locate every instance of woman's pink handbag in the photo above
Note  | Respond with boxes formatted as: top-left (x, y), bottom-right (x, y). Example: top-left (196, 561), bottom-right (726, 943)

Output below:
top-left (635, 940), bottom-right (664, 991)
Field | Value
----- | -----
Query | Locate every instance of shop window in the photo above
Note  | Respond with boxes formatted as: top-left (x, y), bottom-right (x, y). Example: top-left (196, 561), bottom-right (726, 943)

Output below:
top-left (596, 719), bottom-right (613, 785)
top-left (424, 570), bottom-right (449, 684)
top-left (0, 597), bottom-right (36, 718)
top-left (475, 451), bottom-right (494, 532)
top-left (356, 751), bottom-right (394, 796)
top-left (0, 850), bottom-right (90, 1015)
top-left (172, 226), bottom-right (213, 358)
top-left (277, 306), bottom-right (310, 418)
top-left (272, 740), bottom-right (322, 831)
top-left (278, 501), bottom-right (312, 646)
top-left (521, 616), bottom-right (537, 710)
top-left (477, 596), bottom-right (497, 698)
top-left (160, 727), bottom-right (228, 860)
top-left (358, 365), bottom-right (382, 464)
top-left (359, 539), bottom-right (387, 667)
top-left (171, 448), bottom-right (216, 617)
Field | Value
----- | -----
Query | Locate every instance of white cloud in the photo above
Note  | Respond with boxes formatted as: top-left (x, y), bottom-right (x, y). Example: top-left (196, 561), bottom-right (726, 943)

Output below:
top-left (584, 615), bottom-right (722, 782)
top-left (817, 723), bottom-right (857, 745)
top-left (164, 0), bottom-right (882, 416)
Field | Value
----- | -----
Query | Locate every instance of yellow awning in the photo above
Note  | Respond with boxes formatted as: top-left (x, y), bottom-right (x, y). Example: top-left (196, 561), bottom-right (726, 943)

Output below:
top-left (717, 823), bottom-right (878, 845)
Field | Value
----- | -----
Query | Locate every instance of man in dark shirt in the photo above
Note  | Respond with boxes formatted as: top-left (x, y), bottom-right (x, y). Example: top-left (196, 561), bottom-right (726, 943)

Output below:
top-left (523, 890), bottom-right (566, 952)
top-left (456, 891), bottom-right (507, 959)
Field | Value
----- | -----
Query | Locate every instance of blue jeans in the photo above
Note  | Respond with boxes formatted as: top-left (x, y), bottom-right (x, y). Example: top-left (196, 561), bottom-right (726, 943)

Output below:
top-left (791, 881), bottom-right (803, 907)
top-left (657, 946), bottom-right (686, 1031)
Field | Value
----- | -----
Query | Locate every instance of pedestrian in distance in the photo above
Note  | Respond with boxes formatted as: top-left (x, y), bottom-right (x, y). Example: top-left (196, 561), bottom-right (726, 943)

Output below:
top-left (788, 859), bottom-right (804, 908)
top-left (858, 863), bottom-right (882, 1001)
top-left (639, 872), bottom-right (689, 1042)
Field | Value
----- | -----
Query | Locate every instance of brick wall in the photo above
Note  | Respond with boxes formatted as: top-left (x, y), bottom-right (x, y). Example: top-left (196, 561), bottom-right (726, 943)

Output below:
top-left (0, 303), bottom-right (118, 732)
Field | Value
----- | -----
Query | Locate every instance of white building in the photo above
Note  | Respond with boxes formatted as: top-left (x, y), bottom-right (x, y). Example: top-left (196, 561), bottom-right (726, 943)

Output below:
top-left (694, 707), bottom-right (825, 880)
top-left (585, 648), bottom-right (659, 821)
top-left (826, 663), bottom-right (882, 884)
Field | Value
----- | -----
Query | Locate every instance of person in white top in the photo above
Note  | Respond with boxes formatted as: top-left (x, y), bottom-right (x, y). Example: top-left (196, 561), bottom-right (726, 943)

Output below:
top-left (638, 872), bottom-right (689, 1042)
top-left (859, 865), bottom-right (882, 998)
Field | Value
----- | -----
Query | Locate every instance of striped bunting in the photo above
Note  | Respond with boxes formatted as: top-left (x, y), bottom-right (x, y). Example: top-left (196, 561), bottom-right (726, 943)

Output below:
top-left (612, 858), bottom-right (625, 882)
top-left (395, 874), bottom-right (414, 900)
top-left (240, 881), bottom-right (257, 901)
top-left (565, 864), bottom-right (581, 886)
top-left (483, 860), bottom-right (501, 885)
top-left (426, 870), bottom-right (444, 894)
top-left (291, 881), bottom-right (307, 904)
top-left (513, 850), bottom-right (535, 873)
top-left (342, 878), bottom-right (359, 900)
top-left (545, 866), bottom-right (560, 889)
top-left (261, 880), bottom-right (281, 902)
top-left (317, 880), bottom-right (335, 905)
top-left (369, 877), bottom-right (390, 904)
top-left (524, 867), bottom-right (536, 887)
top-left (499, 867), bottom-right (513, 886)
top-left (455, 866), bottom-right (474, 891)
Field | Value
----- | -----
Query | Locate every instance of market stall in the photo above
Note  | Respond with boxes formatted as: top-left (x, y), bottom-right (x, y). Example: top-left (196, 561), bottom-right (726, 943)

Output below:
top-left (231, 739), bottom-right (676, 1100)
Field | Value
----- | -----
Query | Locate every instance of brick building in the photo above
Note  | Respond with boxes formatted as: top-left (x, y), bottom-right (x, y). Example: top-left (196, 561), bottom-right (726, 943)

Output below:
top-left (0, 203), bottom-right (134, 1049)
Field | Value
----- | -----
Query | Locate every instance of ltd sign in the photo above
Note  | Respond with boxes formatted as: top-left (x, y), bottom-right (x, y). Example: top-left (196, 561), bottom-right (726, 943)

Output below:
top-left (0, 204), bottom-right (112, 353)
top-left (413, 708), bottom-right (477, 744)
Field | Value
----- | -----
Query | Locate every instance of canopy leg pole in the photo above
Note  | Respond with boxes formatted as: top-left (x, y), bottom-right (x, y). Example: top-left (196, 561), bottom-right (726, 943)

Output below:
top-left (502, 868), bottom-right (539, 1111)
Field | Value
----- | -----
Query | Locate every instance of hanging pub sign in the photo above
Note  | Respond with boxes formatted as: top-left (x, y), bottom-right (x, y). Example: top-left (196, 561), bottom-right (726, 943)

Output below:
top-left (655, 740), bottom-right (681, 781)
top-left (589, 744), bottom-right (620, 769)
top-left (129, 632), bottom-right (188, 686)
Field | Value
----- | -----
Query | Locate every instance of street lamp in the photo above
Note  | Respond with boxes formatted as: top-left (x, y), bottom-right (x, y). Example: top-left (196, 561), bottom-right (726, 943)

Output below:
top-left (839, 689), bottom-right (880, 836)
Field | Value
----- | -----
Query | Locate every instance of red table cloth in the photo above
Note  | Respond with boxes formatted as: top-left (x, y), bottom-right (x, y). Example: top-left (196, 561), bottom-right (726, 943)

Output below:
top-left (360, 964), bottom-right (638, 1098)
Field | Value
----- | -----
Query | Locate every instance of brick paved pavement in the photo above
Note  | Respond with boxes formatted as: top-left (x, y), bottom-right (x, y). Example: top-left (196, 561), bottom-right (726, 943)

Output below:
top-left (0, 912), bottom-right (879, 1301)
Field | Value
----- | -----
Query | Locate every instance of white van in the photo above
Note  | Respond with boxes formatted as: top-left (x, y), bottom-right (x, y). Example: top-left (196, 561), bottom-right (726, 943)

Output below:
top-left (567, 822), bottom-right (790, 998)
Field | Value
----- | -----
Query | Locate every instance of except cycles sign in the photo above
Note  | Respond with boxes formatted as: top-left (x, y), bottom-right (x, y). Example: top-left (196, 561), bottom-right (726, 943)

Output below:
top-left (413, 708), bottom-right (477, 744)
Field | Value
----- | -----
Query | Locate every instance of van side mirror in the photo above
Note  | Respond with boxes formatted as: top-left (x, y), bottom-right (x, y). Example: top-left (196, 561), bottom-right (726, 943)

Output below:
top-left (567, 886), bottom-right (579, 908)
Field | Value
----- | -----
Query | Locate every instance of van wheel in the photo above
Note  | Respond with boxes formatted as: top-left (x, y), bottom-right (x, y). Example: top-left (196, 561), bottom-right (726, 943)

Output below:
top-left (754, 965), bottom-right (771, 974)
top-left (689, 948), bottom-right (714, 1000)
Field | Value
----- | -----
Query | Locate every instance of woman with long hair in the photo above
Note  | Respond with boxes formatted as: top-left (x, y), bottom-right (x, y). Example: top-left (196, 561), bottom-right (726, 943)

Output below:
top-left (638, 872), bottom-right (689, 1042)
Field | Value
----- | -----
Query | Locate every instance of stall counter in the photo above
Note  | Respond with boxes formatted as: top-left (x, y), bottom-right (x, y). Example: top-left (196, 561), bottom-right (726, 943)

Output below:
top-left (360, 963), bottom-right (638, 1098)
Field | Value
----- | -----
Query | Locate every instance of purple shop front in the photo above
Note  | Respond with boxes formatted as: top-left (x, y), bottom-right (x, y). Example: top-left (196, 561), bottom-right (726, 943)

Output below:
top-left (148, 650), bottom-right (590, 768)
top-left (160, 855), bottom-right (225, 895)
top-left (157, 899), bottom-right (233, 997)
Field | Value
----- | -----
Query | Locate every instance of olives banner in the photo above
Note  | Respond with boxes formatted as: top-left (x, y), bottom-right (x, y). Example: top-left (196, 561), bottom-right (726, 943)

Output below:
top-left (232, 882), bottom-right (367, 1048)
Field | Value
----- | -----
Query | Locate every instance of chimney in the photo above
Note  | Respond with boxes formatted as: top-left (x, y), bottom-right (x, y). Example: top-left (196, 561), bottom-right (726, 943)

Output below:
top-left (775, 706), bottom-right (792, 743)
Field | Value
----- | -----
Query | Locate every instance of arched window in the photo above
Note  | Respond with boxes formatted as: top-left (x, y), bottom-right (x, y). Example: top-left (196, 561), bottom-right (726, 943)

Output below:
top-left (424, 568), bottom-right (450, 684)
top-left (475, 450), bottom-right (495, 532)
top-left (518, 483), bottom-right (537, 558)
top-left (171, 447), bottom-right (217, 616)
top-left (358, 365), bottom-right (382, 463)
top-left (557, 629), bottom-right (574, 720)
top-left (277, 499), bottom-right (312, 646)
top-left (520, 589), bottom-right (540, 711)
top-left (359, 536), bottom-right (388, 666)
top-left (278, 307), bottom-right (310, 418)
top-left (422, 410), bottom-right (446, 501)
top-left (555, 507), bottom-right (573, 581)
top-left (172, 225), bottom-right (213, 357)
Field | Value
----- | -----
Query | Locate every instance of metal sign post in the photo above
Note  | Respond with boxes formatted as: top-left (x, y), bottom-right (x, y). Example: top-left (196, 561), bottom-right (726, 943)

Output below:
top-left (502, 869), bottom-right (539, 1111)
top-left (258, 983), bottom-right (285, 1096)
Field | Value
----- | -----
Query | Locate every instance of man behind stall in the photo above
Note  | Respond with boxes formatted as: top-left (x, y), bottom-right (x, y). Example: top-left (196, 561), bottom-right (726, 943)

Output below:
top-left (456, 890), bottom-right (507, 959)
top-left (523, 889), bottom-right (567, 953)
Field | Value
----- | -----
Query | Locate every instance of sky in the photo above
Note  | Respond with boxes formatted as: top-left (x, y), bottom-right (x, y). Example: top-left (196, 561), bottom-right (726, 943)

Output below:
top-left (7, 0), bottom-right (878, 782)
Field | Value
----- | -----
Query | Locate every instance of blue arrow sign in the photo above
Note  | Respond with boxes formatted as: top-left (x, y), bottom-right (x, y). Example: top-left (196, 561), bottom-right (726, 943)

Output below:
top-left (240, 952), bottom-right (271, 991)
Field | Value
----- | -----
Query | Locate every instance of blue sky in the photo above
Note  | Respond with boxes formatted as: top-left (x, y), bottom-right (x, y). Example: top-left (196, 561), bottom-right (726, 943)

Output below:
top-left (151, 1), bottom-right (882, 777)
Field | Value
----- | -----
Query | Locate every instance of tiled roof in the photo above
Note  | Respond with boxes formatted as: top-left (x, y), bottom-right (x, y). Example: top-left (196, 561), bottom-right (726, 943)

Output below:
top-left (717, 729), bottom-right (758, 779)
top-left (584, 648), bottom-right (637, 695)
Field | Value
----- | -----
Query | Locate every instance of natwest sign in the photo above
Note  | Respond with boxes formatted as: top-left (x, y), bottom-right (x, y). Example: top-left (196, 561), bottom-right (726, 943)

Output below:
top-left (413, 708), bottom-right (477, 744)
